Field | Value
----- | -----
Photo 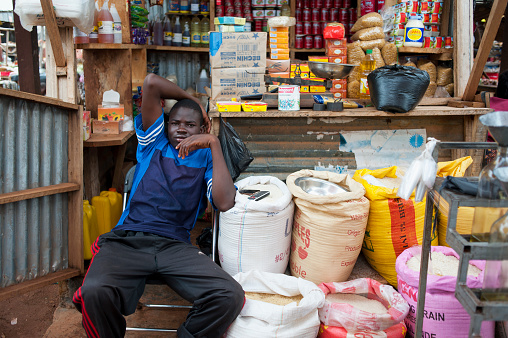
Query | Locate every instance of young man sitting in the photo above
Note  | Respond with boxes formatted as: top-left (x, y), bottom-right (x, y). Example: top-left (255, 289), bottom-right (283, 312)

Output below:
top-left (73, 73), bottom-right (244, 338)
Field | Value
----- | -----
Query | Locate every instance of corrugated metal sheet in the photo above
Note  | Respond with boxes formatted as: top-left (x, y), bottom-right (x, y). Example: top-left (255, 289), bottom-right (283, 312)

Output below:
top-left (0, 96), bottom-right (69, 288)
top-left (227, 115), bottom-right (463, 181)
top-left (148, 52), bottom-right (206, 92)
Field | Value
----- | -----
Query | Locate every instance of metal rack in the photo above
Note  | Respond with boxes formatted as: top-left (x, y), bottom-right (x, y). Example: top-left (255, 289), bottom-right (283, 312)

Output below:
top-left (415, 141), bottom-right (508, 337)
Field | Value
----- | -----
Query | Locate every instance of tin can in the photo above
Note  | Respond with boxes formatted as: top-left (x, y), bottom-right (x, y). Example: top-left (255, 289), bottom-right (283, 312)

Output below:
top-left (316, 0), bottom-right (323, 7)
top-left (234, 8), bottom-right (242, 16)
top-left (406, 1), bottom-right (418, 13)
top-left (243, 6), bottom-right (251, 14)
top-left (430, 13), bottom-right (440, 23)
top-left (322, 21), bottom-right (328, 33)
top-left (255, 20), bottom-right (262, 30)
top-left (225, 5), bottom-right (236, 15)
top-left (303, 21), bottom-right (312, 35)
top-left (444, 36), bottom-right (452, 48)
top-left (394, 12), bottom-right (407, 24)
top-left (423, 13), bottom-right (430, 23)
top-left (295, 35), bottom-right (304, 49)
top-left (303, 8), bottom-right (311, 21)
top-left (377, 0), bottom-right (385, 11)
top-left (394, 35), bottom-right (404, 47)
top-left (419, 1), bottom-right (429, 14)
top-left (423, 36), bottom-right (431, 48)
top-left (234, 0), bottom-right (242, 7)
top-left (435, 36), bottom-right (443, 48)
top-left (312, 21), bottom-right (321, 35)
top-left (245, 13), bottom-right (253, 20)
top-left (321, 8), bottom-right (330, 21)
top-left (295, 8), bottom-right (302, 21)
top-left (304, 35), bottom-right (314, 49)
top-left (343, 0), bottom-right (351, 7)
top-left (432, 1), bottom-right (442, 14)
top-left (431, 24), bottom-right (440, 36)
top-left (333, 0), bottom-right (342, 7)
top-left (303, 0), bottom-right (310, 7)
top-left (216, 0), bottom-right (222, 5)
top-left (339, 8), bottom-right (349, 22)
top-left (314, 34), bottom-right (323, 48)
top-left (224, 0), bottom-right (233, 6)
top-left (215, 5), bottom-right (225, 16)
top-left (330, 8), bottom-right (339, 21)
top-left (324, 0), bottom-right (333, 7)
top-left (242, 0), bottom-right (250, 6)
top-left (312, 8), bottom-right (320, 21)
top-left (349, 9), bottom-right (357, 23)
top-left (252, 0), bottom-right (264, 6)
top-left (296, 22), bottom-right (304, 34)
top-left (423, 25), bottom-right (432, 37)
top-left (253, 8), bottom-right (264, 18)
top-left (296, 0), bottom-right (303, 7)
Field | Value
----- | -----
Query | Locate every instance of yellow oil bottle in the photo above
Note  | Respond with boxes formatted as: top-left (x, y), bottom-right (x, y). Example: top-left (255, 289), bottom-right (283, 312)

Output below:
top-left (83, 200), bottom-right (100, 260)
top-left (92, 188), bottom-right (123, 235)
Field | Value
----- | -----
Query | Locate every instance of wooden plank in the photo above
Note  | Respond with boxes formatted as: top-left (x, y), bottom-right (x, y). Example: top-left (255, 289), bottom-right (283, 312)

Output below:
top-left (448, 100), bottom-right (486, 108)
top-left (501, 6), bottom-right (508, 74)
top-left (83, 130), bottom-right (136, 147)
top-left (40, 0), bottom-right (66, 67)
top-left (83, 147), bottom-right (100, 201)
top-left (398, 47), bottom-right (454, 54)
top-left (0, 87), bottom-right (79, 110)
top-left (112, 143), bottom-right (128, 192)
top-left (454, 0), bottom-right (474, 98)
top-left (0, 183), bottom-right (80, 205)
top-left (440, 0), bottom-right (451, 37)
top-left (76, 43), bottom-right (145, 50)
top-left (68, 106), bottom-right (84, 273)
top-left (419, 97), bottom-right (456, 106)
top-left (131, 48), bottom-right (147, 91)
top-left (12, 0), bottom-right (41, 95)
top-left (0, 269), bottom-right (81, 302)
top-left (462, 0), bottom-right (508, 101)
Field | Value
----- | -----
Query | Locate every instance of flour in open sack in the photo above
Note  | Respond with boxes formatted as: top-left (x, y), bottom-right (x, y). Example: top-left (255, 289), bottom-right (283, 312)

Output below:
top-left (325, 293), bottom-right (388, 314)
top-left (406, 251), bottom-right (481, 277)
top-left (245, 292), bottom-right (303, 306)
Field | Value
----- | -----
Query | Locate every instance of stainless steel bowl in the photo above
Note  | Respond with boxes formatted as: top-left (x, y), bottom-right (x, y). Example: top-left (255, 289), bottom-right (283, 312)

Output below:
top-left (294, 177), bottom-right (350, 196)
top-left (307, 62), bottom-right (357, 79)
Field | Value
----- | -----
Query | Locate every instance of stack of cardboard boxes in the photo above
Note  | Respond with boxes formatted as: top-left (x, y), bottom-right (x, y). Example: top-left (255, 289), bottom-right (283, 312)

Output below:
top-left (93, 104), bottom-right (125, 135)
top-left (325, 38), bottom-right (347, 99)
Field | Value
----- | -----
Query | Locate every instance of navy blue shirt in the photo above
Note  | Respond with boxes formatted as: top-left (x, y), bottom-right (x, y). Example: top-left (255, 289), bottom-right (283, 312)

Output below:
top-left (114, 113), bottom-right (214, 243)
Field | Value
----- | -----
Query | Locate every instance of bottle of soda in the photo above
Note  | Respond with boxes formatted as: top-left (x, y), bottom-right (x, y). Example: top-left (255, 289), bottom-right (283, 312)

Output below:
top-left (358, 49), bottom-right (376, 100)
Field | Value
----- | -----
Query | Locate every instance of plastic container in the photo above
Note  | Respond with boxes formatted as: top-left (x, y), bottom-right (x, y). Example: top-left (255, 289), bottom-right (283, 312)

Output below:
top-left (359, 49), bottom-right (376, 99)
top-left (74, 27), bottom-right (89, 44)
top-left (217, 101), bottom-right (242, 112)
top-left (153, 16), bottom-right (164, 45)
top-left (89, 1), bottom-right (99, 43)
top-left (83, 200), bottom-right (100, 260)
top-left (173, 16), bottom-right (183, 46)
top-left (91, 189), bottom-right (123, 235)
top-left (182, 20), bottom-right (191, 47)
top-left (191, 0), bottom-right (200, 14)
top-left (169, 0), bottom-right (180, 13)
top-left (201, 16), bottom-right (210, 47)
top-left (191, 16), bottom-right (201, 47)
top-left (180, 0), bottom-right (190, 13)
top-left (110, 3), bottom-right (122, 43)
top-left (163, 17), bottom-right (172, 46)
top-left (242, 102), bottom-right (268, 111)
top-left (98, 0), bottom-right (114, 43)
top-left (404, 15), bottom-right (424, 47)
top-left (196, 69), bottom-right (210, 94)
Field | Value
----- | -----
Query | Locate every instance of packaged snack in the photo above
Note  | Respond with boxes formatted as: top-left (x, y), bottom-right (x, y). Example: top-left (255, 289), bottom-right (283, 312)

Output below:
top-left (351, 12), bottom-right (383, 32)
top-left (371, 47), bottom-right (385, 68)
top-left (436, 66), bottom-right (453, 86)
top-left (381, 43), bottom-right (398, 65)
top-left (351, 26), bottom-right (385, 41)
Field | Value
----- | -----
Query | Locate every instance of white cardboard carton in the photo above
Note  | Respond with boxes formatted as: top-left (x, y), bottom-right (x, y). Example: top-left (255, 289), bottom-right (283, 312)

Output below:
top-left (210, 32), bottom-right (267, 69)
top-left (211, 67), bottom-right (265, 100)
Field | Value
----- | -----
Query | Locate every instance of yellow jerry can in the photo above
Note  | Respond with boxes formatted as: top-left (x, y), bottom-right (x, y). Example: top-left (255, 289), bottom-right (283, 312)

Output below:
top-left (92, 188), bottom-right (123, 235)
top-left (83, 200), bottom-right (100, 260)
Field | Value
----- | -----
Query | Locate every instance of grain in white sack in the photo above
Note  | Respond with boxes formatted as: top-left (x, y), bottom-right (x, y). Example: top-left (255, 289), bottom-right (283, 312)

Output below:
top-left (244, 292), bottom-right (303, 306)
top-left (325, 293), bottom-right (388, 314)
top-left (406, 251), bottom-right (481, 277)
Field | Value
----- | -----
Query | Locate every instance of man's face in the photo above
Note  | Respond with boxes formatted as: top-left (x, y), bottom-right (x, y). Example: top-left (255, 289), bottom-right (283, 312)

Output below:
top-left (167, 107), bottom-right (204, 148)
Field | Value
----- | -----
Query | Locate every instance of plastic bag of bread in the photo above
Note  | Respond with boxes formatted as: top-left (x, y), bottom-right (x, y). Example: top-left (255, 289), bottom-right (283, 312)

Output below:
top-left (418, 60), bottom-right (437, 83)
top-left (436, 66), bottom-right (453, 86)
top-left (351, 12), bottom-right (383, 32)
top-left (372, 47), bottom-right (385, 68)
top-left (381, 43), bottom-right (398, 65)
top-left (445, 83), bottom-right (454, 96)
top-left (357, 38), bottom-right (386, 51)
top-left (347, 43), bottom-right (365, 65)
top-left (351, 26), bottom-right (385, 41)
top-left (348, 80), bottom-right (360, 99)
top-left (424, 81), bottom-right (437, 97)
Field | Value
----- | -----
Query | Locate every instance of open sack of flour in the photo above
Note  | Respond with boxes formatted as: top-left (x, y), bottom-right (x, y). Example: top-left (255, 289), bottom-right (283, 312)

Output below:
top-left (318, 278), bottom-right (409, 336)
top-left (224, 270), bottom-right (325, 338)
top-left (218, 176), bottom-right (294, 275)
top-left (395, 246), bottom-right (494, 338)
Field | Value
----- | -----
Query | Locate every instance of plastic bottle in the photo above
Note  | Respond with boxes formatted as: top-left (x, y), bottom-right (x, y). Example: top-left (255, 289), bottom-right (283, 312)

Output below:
top-left (110, 3), bottom-right (122, 44)
top-left (91, 189), bottom-right (123, 235)
top-left (196, 69), bottom-right (210, 94)
top-left (182, 20), bottom-right (191, 47)
top-left (358, 49), bottom-right (376, 99)
top-left (482, 211), bottom-right (508, 301)
top-left (89, 1), bottom-right (99, 43)
top-left (190, 0), bottom-right (200, 14)
top-left (163, 17), bottom-right (173, 46)
top-left (180, 0), bottom-right (190, 13)
top-left (153, 15), bottom-right (164, 45)
top-left (200, 16), bottom-right (209, 48)
top-left (191, 16), bottom-right (201, 47)
top-left (98, 0), bottom-right (114, 43)
top-left (74, 27), bottom-right (89, 44)
top-left (169, 0), bottom-right (180, 13)
top-left (199, 0), bottom-right (210, 14)
top-left (173, 16), bottom-right (183, 46)
top-left (404, 15), bottom-right (424, 47)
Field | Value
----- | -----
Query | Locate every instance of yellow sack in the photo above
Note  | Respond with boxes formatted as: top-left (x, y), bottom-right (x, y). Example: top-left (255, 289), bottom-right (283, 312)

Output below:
top-left (353, 166), bottom-right (438, 287)
top-left (437, 156), bottom-right (473, 177)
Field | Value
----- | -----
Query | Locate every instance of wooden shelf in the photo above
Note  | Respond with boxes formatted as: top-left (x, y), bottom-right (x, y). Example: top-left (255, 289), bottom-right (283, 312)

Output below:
top-left (76, 43), bottom-right (209, 53)
top-left (398, 47), bottom-right (454, 54)
top-left (291, 48), bottom-right (326, 53)
top-left (84, 130), bottom-right (136, 148)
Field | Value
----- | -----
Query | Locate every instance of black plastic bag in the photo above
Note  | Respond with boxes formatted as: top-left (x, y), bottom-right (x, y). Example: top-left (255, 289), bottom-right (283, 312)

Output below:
top-left (367, 65), bottom-right (430, 113)
top-left (196, 227), bottom-right (213, 256)
top-left (218, 116), bottom-right (254, 181)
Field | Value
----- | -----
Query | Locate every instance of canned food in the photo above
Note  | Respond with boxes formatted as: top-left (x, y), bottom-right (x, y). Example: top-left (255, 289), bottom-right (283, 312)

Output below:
top-left (234, 0), bottom-right (242, 7)
top-left (296, 22), bottom-right (303, 34)
top-left (296, 0), bottom-right (303, 8)
top-left (252, 0), bottom-right (264, 6)
top-left (322, 21), bottom-right (327, 33)
top-left (394, 12), bottom-right (407, 24)
top-left (324, 0), bottom-right (333, 7)
top-left (423, 36), bottom-right (431, 48)
top-left (430, 13), bottom-right (440, 23)
top-left (419, 1), bottom-right (429, 14)
top-left (333, 0), bottom-right (342, 7)
top-left (315, 0), bottom-right (323, 7)
top-left (215, 5), bottom-right (224, 16)
top-left (330, 8), bottom-right (339, 21)
top-left (303, 8), bottom-right (311, 21)
top-left (303, 0), bottom-right (310, 8)
top-left (312, 8), bottom-right (320, 21)
top-left (234, 8), bottom-right (243, 16)
top-left (243, 7), bottom-right (251, 14)
top-left (216, 0), bottom-right (222, 5)
top-left (321, 8), bottom-right (330, 21)
top-left (406, 1), bottom-right (418, 13)
top-left (303, 21), bottom-right (312, 35)
top-left (349, 9), bottom-right (357, 22)
top-left (423, 25), bottom-right (432, 37)
top-left (432, 1), bottom-right (442, 14)
top-left (224, 0), bottom-right (233, 6)
top-left (225, 5), bottom-right (235, 15)
top-left (295, 8), bottom-right (302, 21)
top-left (394, 35), bottom-right (404, 47)
top-left (295, 35), bottom-right (304, 49)
top-left (242, 0), bottom-right (250, 6)
top-left (343, 0), bottom-right (351, 7)
top-left (435, 36), bottom-right (443, 48)
top-left (444, 36), bottom-right (452, 48)
top-left (245, 13), bottom-right (253, 20)
top-left (339, 8), bottom-right (349, 23)
top-left (304, 35), bottom-right (314, 49)
top-left (423, 13), bottom-right (430, 23)
top-left (252, 8), bottom-right (264, 18)
top-left (312, 21), bottom-right (321, 35)
top-left (314, 34), bottom-right (323, 49)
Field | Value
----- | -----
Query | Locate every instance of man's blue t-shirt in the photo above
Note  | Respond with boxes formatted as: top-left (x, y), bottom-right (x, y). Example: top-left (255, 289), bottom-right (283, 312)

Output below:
top-left (114, 113), bottom-right (213, 243)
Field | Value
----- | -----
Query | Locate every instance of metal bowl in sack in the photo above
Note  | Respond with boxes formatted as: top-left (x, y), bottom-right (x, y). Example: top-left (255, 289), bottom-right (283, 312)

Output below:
top-left (294, 177), bottom-right (349, 196)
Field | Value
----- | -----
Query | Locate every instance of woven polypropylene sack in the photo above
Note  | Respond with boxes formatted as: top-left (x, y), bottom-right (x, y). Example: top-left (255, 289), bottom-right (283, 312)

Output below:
top-left (286, 170), bottom-right (370, 285)
top-left (225, 270), bottom-right (325, 338)
top-left (318, 322), bottom-right (407, 338)
top-left (396, 246), bottom-right (494, 338)
top-left (218, 176), bottom-right (294, 276)
top-left (352, 166), bottom-right (438, 287)
top-left (368, 65), bottom-right (430, 113)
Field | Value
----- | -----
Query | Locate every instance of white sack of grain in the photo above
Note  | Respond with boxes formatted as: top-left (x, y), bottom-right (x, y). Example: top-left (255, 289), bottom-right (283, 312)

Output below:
top-left (318, 278), bottom-right (409, 332)
top-left (396, 246), bottom-right (494, 338)
top-left (286, 170), bottom-right (370, 285)
top-left (219, 176), bottom-right (294, 276)
top-left (225, 270), bottom-right (325, 338)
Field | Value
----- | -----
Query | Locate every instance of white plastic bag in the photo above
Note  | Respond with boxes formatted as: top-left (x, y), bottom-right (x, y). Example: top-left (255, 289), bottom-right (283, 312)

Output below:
top-left (14, 0), bottom-right (94, 33)
top-left (225, 270), bottom-right (325, 338)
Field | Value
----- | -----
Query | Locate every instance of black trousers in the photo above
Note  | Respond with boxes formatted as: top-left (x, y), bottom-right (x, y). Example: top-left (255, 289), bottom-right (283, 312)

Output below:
top-left (73, 230), bottom-right (245, 338)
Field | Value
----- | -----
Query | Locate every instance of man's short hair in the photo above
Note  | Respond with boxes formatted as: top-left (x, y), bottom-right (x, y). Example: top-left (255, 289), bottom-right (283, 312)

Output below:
top-left (168, 99), bottom-right (203, 125)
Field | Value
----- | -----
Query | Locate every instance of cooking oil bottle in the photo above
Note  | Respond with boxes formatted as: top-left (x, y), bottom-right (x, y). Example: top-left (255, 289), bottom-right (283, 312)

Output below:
top-left (358, 49), bottom-right (376, 100)
top-left (191, 16), bottom-right (201, 47)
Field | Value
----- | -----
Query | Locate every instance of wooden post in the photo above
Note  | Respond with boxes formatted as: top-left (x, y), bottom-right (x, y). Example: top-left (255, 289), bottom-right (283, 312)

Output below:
top-left (40, 0), bottom-right (66, 67)
top-left (454, 0), bottom-right (474, 98)
top-left (462, 0), bottom-right (508, 101)
top-left (12, 0), bottom-right (41, 95)
top-left (500, 6), bottom-right (508, 74)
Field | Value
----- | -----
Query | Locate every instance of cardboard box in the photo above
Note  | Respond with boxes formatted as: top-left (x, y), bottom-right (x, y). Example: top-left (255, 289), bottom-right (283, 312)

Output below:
top-left (267, 59), bottom-right (290, 73)
top-left (270, 53), bottom-right (290, 60)
top-left (269, 43), bottom-right (289, 49)
top-left (214, 17), bottom-right (246, 25)
top-left (98, 104), bottom-right (124, 121)
top-left (211, 67), bottom-right (265, 100)
top-left (210, 32), bottom-right (267, 69)
top-left (269, 37), bottom-right (289, 44)
top-left (331, 79), bottom-right (347, 91)
top-left (93, 119), bottom-right (122, 134)
top-left (300, 86), bottom-right (309, 92)
top-left (83, 110), bottom-right (91, 141)
top-left (310, 85), bottom-right (326, 93)
top-left (308, 56), bottom-right (329, 62)
top-left (325, 39), bottom-right (347, 49)
top-left (326, 46), bottom-right (347, 57)
top-left (269, 26), bottom-right (289, 33)
top-left (332, 90), bottom-right (347, 99)
top-left (290, 63), bottom-right (309, 72)
top-left (270, 48), bottom-right (290, 54)
top-left (290, 72), bottom-right (309, 78)
top-left (328, 56), bottom-right (348, 64)
top-left (269, 32), bottom-right (288, 38)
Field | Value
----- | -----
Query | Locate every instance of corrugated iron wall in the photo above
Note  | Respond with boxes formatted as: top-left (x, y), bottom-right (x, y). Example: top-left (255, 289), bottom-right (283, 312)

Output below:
top-left (0, 96), bottom-right (69, 288)
top-left (148, 52), bottom-right (207, 92)
top-left (229, 115), bottom-right (462, 181)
